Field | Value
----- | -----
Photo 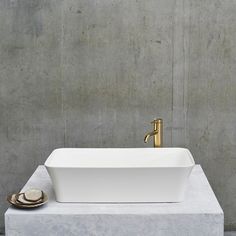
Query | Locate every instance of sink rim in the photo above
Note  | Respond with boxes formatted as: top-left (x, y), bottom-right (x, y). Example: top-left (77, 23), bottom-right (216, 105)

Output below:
top-left (45, 147), bottom-right (195, 169)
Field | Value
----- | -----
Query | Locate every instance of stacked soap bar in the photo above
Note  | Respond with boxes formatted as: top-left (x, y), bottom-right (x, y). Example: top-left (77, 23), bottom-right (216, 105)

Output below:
top-left (17, 189), bottom-right (43, 204)
top-left (7, 189), bottom-right (47, 208)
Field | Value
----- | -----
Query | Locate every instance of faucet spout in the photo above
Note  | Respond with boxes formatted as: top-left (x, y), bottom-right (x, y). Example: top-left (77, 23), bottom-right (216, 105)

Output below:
top-left (144, 130), bottom-right (159, 143)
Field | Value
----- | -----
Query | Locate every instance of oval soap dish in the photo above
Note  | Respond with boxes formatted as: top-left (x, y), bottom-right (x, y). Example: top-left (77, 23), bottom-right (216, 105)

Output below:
top-left (7, 189), bottom-right (48, 209)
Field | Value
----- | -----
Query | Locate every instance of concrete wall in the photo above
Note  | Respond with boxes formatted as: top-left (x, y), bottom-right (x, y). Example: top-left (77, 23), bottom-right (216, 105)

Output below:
top-left (0, 0), bottom-right (235, 232)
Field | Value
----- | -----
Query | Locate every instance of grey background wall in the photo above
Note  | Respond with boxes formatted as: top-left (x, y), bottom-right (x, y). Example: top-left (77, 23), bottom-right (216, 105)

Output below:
top-left (0, 0), bottom-right (236, 232)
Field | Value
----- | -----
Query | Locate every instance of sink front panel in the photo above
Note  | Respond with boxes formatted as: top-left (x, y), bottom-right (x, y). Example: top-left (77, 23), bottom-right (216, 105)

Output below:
top-left (45, 148), bottom-right (195, 202)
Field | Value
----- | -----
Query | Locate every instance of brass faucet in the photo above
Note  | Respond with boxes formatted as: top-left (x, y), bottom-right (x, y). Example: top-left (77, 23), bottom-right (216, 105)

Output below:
top-left (144, 118), bottom-right (163, 148)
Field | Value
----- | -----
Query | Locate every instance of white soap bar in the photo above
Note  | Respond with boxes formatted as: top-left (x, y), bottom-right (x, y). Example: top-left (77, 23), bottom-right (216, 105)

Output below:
top-left (24, 189), bottom-right (43, 202)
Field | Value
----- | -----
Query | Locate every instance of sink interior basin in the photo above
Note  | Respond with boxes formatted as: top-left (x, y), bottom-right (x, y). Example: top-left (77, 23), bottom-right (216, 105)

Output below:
top-left (45, 148), bottom-right (195, 203)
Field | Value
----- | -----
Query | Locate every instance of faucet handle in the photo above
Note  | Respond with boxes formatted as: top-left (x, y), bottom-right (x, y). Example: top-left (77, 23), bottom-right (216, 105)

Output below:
top-left (151, 118), bottom-right (163, 124)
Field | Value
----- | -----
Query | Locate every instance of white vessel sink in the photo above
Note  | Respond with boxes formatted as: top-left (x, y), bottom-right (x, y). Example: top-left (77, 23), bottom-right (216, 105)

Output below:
top-left (45, 148), bottom-right (195, 203)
